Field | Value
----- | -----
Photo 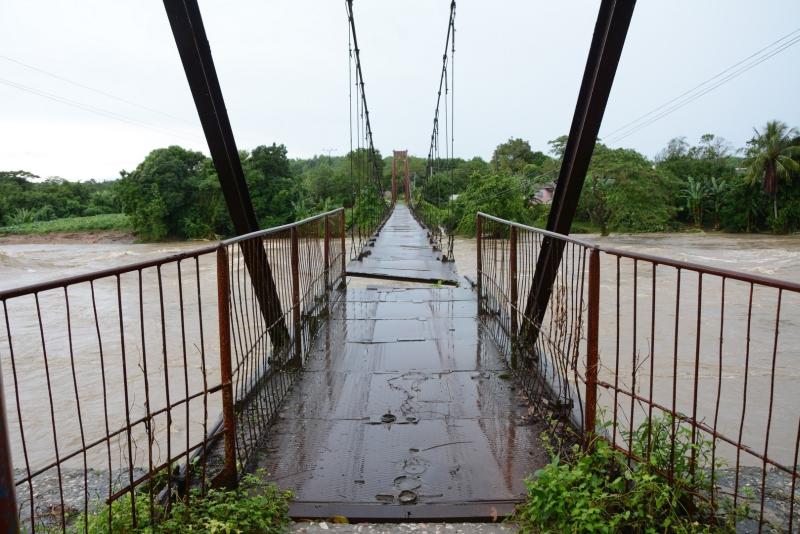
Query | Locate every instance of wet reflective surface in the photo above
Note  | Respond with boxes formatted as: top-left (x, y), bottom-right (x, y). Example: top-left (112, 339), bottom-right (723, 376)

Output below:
top-left (257, 286), bottom-right (548, 520)
top-left (347, 205), bottom-right (459, 285)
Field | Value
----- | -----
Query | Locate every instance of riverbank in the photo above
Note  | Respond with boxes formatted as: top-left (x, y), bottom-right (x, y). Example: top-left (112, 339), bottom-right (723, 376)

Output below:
top-left (0, 230), bottom-right (135, 244)
top-left (0, 213), bottom-right (133, 242)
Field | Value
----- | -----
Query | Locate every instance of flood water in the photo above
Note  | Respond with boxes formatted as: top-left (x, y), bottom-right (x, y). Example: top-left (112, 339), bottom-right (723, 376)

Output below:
top-left (1, 232), bottom-right (799, 474)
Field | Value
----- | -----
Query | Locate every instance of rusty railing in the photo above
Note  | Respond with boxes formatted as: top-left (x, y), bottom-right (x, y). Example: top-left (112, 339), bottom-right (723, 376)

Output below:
top-left (476, 212), bottom-right (800, 532)
top-left (0, 208), bottom-right (346, 532)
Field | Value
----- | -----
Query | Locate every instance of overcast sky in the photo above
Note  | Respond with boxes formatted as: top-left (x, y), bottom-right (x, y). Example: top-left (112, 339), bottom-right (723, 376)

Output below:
top-left (1, 1), bottom-right (798, 181)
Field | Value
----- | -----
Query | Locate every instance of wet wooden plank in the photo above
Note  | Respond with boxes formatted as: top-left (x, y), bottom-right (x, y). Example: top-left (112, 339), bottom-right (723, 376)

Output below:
top-left (256, 286), bottom-right (548, 520)
top-left (347, 205), bottom-right (460, 285)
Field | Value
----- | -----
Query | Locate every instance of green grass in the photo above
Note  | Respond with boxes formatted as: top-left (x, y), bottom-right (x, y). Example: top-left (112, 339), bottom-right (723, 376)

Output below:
top-left (0, 213), bottom-right (132, 235)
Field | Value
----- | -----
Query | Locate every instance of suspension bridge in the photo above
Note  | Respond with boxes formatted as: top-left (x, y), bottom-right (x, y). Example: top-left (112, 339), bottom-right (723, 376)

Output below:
top-left (1, 0), bottom-right (799, 531)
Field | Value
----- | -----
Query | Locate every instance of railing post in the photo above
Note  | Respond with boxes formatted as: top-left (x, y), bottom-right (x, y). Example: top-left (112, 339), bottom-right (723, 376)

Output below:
top-left (215, 245), bottom-right (237, 488)
top-left (476, 214), bottom-right (483, 314)
top-left (290, 227), bottom-right (302, 367)
top-left (509, 225), bottom-right (518, 370)
top-left (339, 210), bottom-right (346, 288)
top-left (0, 355), bottom-right (19, 532)
top-left (585, 247), bottom-right (601, 441)
top-left (324, 216), bottom-right (331, 291)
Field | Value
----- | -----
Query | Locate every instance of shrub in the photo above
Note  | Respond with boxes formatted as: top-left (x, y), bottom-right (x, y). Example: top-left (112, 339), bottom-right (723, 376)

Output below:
top-left (514, 415), bottom-right (747, 533)
top-left (74, 473), bottom-right (292, 533)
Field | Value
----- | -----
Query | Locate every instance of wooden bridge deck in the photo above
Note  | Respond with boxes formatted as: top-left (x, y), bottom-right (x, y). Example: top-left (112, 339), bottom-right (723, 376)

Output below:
top-left (346, 204), bottom-right (460, 286)
top-left (257, 284), bottom-right (548, 520)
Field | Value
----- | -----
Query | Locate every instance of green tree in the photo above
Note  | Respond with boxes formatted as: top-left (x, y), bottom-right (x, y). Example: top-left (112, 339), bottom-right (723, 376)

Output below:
top-left (491, 138), bottom-right (537, 174)
top-left (243, 143), bottom-right (301, 228)
top-left (117, 146), bottom-right (209, 240)
top-left (453, 173), bottom-right (532, 235)
top-left (580, 174), bottom-right (613, 235)
top-left (745, 120), bottom-right (800, 220)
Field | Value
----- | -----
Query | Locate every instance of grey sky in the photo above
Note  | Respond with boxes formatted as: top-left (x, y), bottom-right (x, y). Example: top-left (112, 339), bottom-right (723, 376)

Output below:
top-left (1, 1), bottom-right (798, 181)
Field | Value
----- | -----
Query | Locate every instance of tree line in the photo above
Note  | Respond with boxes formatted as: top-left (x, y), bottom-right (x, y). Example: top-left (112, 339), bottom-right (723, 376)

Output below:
top-left (1, 119), bottom-right (797, 239)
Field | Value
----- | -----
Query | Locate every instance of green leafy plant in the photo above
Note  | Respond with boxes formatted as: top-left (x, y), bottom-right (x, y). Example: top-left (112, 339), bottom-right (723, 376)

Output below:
top-left (73, 473), bottom-right (292, 533)
top-left (514, 415), bottom-right (748, 533)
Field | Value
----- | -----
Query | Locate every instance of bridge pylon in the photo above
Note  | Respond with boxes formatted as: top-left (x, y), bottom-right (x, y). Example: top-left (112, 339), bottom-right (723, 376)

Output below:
top-left (391, 149), bottom-right (410, 204)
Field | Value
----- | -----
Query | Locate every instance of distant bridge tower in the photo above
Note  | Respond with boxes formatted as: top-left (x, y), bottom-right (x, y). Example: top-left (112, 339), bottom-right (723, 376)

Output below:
top-left (391, 150), bottom-right (410, 204)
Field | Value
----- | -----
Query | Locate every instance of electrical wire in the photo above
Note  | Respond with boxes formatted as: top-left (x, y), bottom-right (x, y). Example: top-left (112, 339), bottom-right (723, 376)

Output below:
top-left (0, 76), bottom-right (203, 142)
top-left (0, 54), bottom-right (198, 126)
top-left (602, 29), bottom-right (800, 143)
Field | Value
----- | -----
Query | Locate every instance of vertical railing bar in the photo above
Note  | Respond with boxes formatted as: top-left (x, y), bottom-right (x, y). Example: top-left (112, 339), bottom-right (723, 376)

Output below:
top-left (115, 275), bottom-right (137, 528)
top-left (628, 259), bottom-right (638, 461)
top-left (758, 289), bottom-right (782, 529)
top-left (216, 246), bottom-right (237, 488)
top-left (0, 302), bottom-right (19, 533)
top-left (291, 226), bottom-right (302, 367)
top-left (89, 281), bottom-right (114, 531)
top-left (669, 268), bottom-right (682, 482)
top-left (788, 419), bottom-right (799, 533)
top-left (689, 273), bottom-right (703, 484)
top-left (63, 287), bottom-right (89, 530)
top-left (711, 276), bottom-right (726, 512)
top-left (156, 265), bottom-right (173, 501)
top-left (612, 256), bottom-right (620, 448)
top-left (194, 256), bottom-right (209, 494)
top-left (33, 292), bottom-right (66, 532)
top-left (137, 270), bottom-right (155, 521)
top-left (476, 214), bottom-right (482, 313)
top-left (509, 225), bottom-right (518, 370)
top-left (324, 216), bottom-right (331, 292)
top-left (647, 264), bottom-right (657, 461)
top-left (176, 260), bottom-right (192, 499)
top-left (733, 283), bottom-right (754, 509)
top-left (585, 248), bottom-right (600, 440)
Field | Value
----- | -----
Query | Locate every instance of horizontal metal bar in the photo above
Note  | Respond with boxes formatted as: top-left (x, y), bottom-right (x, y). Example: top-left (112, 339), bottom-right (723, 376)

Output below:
top-left (477, 212), bottom-right (800, 292)
top-left (0, 245), bottom-right (219, 300)
top-left (222, 208), bottom-right (344, 245)
top-left (477, 212), bottom-right (598, 248)
top-left (600, 247), bottom-right (800, 292)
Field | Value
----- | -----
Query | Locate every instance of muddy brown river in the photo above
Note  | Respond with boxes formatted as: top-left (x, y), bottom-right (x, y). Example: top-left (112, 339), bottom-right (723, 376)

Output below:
top-left (1, 233), bottom-right (799, 475)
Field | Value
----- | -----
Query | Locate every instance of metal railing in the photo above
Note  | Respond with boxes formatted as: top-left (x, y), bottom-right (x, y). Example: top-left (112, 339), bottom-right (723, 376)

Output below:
top-left (476, 212), bottom-right (800, 532)
top-left (0, 208), bottom-right (346, 532)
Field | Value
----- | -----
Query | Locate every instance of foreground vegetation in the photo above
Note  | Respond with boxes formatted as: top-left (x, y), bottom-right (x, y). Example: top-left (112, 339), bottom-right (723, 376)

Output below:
top-left (71, 473), bottom-right (291, 533)
top-left (515, 416), bottom-right (750, 533)
top-left (2, 119), bottom-right (798, 241)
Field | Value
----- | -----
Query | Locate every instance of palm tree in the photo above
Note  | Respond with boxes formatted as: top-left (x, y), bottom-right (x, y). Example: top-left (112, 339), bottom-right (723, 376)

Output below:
top-left (746, 120), bottom-right (800, 220)
top-left (706, 177), bottom-right (729, 230)
top-left (682, 176), bottom-right (706, 228)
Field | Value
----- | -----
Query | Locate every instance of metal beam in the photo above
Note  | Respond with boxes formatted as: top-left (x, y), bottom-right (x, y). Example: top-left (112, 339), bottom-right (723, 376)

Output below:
top-left (163, 0), bottom-right (289, 347)
top-left (523, 0), bottom-right (636, 343)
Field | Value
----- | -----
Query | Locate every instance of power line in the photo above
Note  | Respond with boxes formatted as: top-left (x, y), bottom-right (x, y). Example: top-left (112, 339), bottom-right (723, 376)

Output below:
top-left (0, 76), bottom-right (203, 142)
top-left (0, 54), bottom-right (198, 126)
top-left (602, 28), bottom-right (800, 144)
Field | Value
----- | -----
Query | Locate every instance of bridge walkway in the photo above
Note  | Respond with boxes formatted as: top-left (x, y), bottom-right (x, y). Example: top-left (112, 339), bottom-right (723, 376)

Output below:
top-left (255, 207), bottom-right (547, 521)
top-left (346, 204), bottom-right (459, 286)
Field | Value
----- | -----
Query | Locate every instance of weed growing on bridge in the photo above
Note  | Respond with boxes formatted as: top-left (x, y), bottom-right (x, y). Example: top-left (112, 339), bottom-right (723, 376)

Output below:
top-left (72, 472), bottom-right (292, 533)
top-left (514, 415), bottom-right (750, 533)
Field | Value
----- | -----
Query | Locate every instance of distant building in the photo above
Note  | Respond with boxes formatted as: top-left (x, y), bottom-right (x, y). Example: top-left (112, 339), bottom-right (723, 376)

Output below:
top-left (531, 182), bottom-right (556, 205)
